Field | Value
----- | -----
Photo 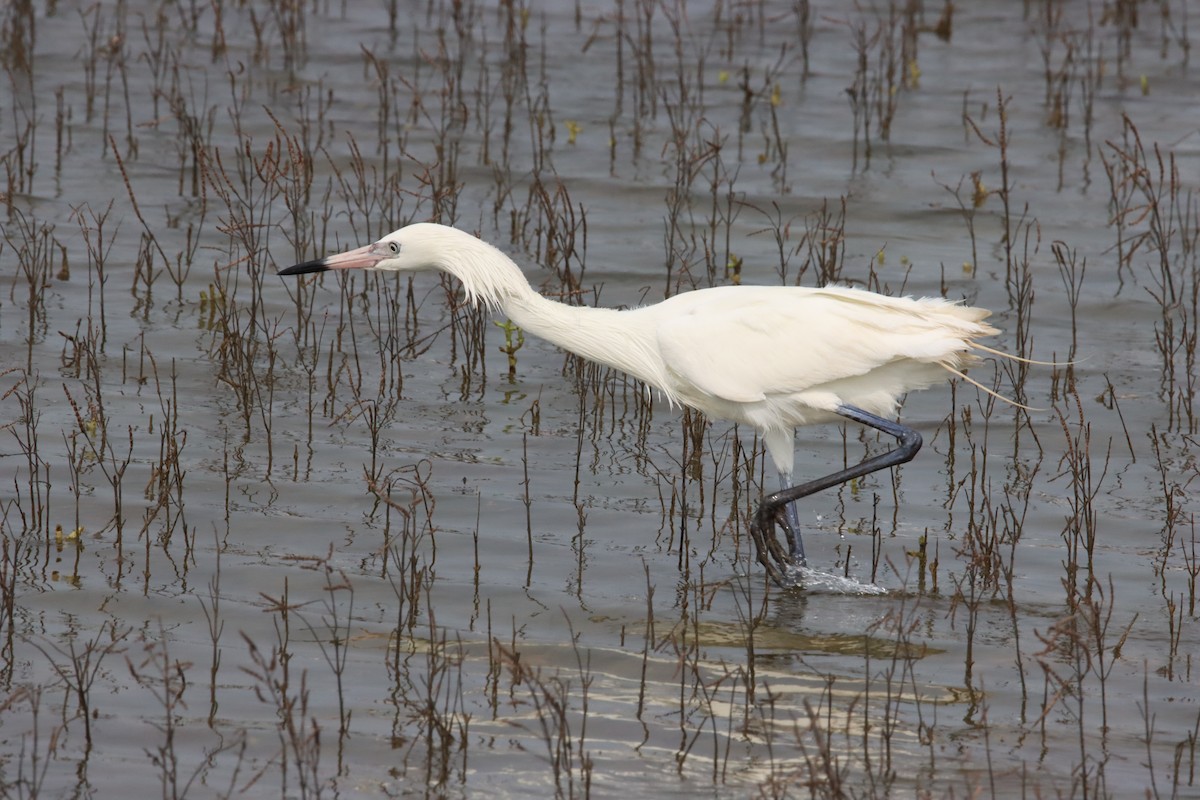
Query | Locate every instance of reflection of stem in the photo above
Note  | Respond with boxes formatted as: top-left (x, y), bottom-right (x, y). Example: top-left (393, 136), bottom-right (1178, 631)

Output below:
top-left (494, 319), bottom-right (525, 379)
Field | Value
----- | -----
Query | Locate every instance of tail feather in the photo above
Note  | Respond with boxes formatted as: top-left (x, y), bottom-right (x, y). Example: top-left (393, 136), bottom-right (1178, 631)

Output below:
top-left (971, 341), bottom-right (1072, 367)
top-left (940, 362), bottom-right (1036, 410)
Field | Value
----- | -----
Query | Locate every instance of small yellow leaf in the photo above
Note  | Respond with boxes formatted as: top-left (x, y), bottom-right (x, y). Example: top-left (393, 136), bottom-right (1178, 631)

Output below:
top-left (972, 175), bottom-right (988, 208)
top-left (565, 120), bottom-right (582, 145)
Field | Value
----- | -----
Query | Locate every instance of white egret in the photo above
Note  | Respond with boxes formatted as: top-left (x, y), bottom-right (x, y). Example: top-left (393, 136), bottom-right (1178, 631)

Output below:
top-left (280, 223), bottom-right (1000, 587)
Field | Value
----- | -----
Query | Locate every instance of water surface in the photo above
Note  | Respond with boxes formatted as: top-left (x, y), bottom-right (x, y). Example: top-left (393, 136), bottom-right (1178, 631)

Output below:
top-left (2, 1), bottom-right (1198, 797)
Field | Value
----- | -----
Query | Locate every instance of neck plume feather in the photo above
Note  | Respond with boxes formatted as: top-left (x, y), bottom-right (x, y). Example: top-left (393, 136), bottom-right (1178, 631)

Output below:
top-left (435, 234), bottom-right (536, 311)
top-left (432, 231), bottom-right (669, 394)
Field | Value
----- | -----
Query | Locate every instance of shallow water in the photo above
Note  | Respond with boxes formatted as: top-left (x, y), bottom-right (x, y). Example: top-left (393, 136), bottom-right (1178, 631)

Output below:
top-left (2, 1), bottom-right (1199, 797)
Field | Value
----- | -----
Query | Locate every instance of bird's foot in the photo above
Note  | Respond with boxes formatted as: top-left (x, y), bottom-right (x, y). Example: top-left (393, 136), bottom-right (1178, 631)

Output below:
top-left (749, 501), bottom-right (806, 588)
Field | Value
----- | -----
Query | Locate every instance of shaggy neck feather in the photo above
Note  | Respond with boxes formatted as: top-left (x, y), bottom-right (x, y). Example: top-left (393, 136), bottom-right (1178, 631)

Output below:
top-left (433, 234), bottom-right (668, 392)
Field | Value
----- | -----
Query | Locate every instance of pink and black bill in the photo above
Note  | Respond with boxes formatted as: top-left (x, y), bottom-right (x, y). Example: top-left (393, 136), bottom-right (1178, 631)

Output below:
top-left (278, 242), bottom-right (387, 275)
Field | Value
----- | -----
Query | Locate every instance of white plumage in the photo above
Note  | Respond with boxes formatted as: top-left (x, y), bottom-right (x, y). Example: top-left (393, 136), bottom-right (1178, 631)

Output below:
top-left (280, 223), bottom-right (998, 586)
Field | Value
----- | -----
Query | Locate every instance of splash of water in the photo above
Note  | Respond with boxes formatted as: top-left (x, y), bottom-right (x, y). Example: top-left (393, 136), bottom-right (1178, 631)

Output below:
top-left (782, 564), bottom-right (889, 595)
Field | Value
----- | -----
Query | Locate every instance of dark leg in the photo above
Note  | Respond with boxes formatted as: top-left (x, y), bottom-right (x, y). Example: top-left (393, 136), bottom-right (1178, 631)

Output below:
top-left (748, 405), bottom-right (923, 587)
top-left (782, 492), bottom-right (805, 565)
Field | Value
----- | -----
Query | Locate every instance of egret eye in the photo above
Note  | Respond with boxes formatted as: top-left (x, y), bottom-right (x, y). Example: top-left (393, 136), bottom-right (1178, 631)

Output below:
top-left (387, 241), bottom-right (400, 255)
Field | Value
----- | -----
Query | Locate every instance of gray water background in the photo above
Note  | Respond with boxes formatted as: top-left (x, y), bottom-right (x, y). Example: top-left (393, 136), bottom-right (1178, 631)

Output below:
top-left (1, 1), bottom-right (1198, 797)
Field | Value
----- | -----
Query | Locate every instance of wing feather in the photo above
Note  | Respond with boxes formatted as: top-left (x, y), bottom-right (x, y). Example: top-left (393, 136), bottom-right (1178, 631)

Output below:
top-left (654, 285), bottom-right (993, 406)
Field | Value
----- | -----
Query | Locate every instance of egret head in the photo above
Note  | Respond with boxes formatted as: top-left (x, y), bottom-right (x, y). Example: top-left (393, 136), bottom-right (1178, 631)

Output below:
top-left (278, 223), bottom-right (528, 310)
top-left (278, 223), bottom-right (461, 276)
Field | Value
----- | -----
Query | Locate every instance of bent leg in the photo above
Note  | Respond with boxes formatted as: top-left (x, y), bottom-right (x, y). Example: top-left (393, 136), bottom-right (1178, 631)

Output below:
top-left (749, 405), bottom-right (923, 587)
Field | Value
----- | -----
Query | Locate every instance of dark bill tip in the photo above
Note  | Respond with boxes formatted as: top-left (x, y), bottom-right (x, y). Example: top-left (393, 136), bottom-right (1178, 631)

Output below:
top-left (278, 259), bottom-right (330, 276)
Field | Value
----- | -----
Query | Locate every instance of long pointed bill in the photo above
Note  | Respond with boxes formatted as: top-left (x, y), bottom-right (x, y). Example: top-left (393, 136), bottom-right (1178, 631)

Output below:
top-left (278, 242), bottom-right (384, 275)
